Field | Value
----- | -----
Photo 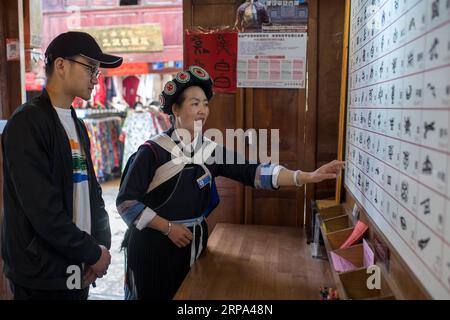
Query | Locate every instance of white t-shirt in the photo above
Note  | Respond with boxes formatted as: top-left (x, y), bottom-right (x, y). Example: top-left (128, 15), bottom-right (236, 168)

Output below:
top-left (54, 107), bottom-right (91, 235)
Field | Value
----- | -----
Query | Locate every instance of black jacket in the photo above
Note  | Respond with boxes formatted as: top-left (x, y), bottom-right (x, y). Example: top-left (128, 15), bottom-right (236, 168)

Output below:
top-left (1, 89), bottom-right (111, 290)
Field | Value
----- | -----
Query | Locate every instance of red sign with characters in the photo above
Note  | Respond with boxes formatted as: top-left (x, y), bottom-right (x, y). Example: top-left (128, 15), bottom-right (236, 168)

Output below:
top-left (185, 27), bottom-right (237, 93)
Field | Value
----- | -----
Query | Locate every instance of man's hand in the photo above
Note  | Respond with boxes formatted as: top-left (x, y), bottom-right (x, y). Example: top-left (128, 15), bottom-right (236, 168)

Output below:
top-left (305, 160), bottom-right (345, 184)
top-left (90, 245), bottom-right (111, 278)
top-left (82, 265), bottom-right (97, 288)
top-left (168, 223), bottom-right (193, 248)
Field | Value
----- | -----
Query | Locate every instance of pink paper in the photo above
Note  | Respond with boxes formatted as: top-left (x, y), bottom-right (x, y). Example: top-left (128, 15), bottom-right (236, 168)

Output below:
top-left (340, 220), bottom-right (368, 249)
top-left (330, 251), bottom-right (357, 273)
top-left (363, 239), bottom-right (375, 267)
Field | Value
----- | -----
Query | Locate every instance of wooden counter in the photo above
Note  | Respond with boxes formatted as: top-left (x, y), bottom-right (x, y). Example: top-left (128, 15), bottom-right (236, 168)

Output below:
top-left (174, 223), bottom-right (334, 300)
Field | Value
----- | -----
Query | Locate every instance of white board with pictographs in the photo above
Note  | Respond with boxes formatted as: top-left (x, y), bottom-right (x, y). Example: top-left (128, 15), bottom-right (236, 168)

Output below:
top-left (344, 0), bottom-right (450, 299)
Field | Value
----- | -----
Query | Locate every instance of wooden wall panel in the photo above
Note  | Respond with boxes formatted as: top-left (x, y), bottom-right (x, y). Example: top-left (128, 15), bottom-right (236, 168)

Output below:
top-left (204, 176), bottom-right (244, 233)
top-left (315, 0), bottom-right (345, 200)
top-left (252, 88), bottom-right (301, 161)
top-left (191, 5), bottom-right (236, 26)
top-left (204, 94), bottom-right (239, 132)
top-left (248, 88), bottom-right (305, 226)
top-left (0, 1), bottom-right (23, 120)
top-left (0, 0), bottom-right (21, 300)
top-left (0, 1), bottom-right (8, 120)
top-left (253, 192), bottom-right (298, 226)
top-left (204, 92), bottom-right (245, 232)
top-left (302, 0), bottom-right (319, 232)
top-left (304, 0), bottom-right (346, 233)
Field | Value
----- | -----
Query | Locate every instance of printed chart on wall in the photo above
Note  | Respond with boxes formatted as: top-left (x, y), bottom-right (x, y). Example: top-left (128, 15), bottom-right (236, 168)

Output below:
top-left (237, 33), bottom-right (307, 88)
top-left (344, 0), bottom-right (450, 298)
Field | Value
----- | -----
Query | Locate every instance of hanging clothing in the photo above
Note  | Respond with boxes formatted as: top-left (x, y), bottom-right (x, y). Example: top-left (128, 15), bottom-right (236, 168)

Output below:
top-left (72, 96), bottom-right (87, 109)
top-left (105, 76), bottom-right (117, 106)
top-left (84, 116), bottom-right (123, 182)
top-left (120, 110), bottom-right (161, 171)
top-left (136, 74), bottom-right (155, 106)
top-left (123, 75), bottom-right (140, 109)
top-left (116, 127), bottom-right (282, 300)
top-left (152, 111), bottom-right (171, 132)
top-left (152, 75), bottom-right (162, 103)
top-left (93, 74), bottom-right (107, 108)
top-left (111, 76), bottom-right (129, 109)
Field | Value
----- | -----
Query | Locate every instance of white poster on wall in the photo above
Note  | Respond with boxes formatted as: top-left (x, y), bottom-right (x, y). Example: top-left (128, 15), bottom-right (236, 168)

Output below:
top-left (237, 32), bottom-right (307, 88)
top-left (6, 38), bottom-right (20, 61)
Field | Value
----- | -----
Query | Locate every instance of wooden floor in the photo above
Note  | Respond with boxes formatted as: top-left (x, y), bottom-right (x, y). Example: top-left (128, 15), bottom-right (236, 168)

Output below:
top-left (174, 223), bottom-right (334, 300)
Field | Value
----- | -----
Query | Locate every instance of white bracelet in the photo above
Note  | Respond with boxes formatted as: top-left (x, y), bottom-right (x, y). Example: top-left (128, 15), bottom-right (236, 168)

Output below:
top-left (163, 221), bottom-right (172, 236)
top-left (294, 170), bottom-right (303, 187)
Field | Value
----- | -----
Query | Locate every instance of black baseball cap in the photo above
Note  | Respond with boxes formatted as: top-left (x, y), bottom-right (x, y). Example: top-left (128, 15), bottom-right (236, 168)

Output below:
top-left (45, 31), bottom-right (123, 68)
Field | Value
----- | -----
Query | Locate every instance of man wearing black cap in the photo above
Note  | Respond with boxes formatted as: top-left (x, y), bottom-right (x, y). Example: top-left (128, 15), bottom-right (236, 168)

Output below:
top-left (1, 31), bottom-right (123, 300)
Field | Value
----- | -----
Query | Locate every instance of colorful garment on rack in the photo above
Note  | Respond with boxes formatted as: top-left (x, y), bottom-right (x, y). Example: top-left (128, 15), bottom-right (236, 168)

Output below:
top-left (106, 76), bottom-right (117, 106)
top-left (123, 76), bottom-right (140, 109)
top-left (154, 112), bottom-right (171, 131)
top-left (72, 96), bottom-right (87, 109)
top-left (93, 75), bottom-right (107, 108)
top-left (84, 116), bottom-right (123, 182)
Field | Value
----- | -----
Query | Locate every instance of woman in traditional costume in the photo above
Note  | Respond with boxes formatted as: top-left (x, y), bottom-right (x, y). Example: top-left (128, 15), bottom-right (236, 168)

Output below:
top-left (117, 65), bottom-right (344, 300)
